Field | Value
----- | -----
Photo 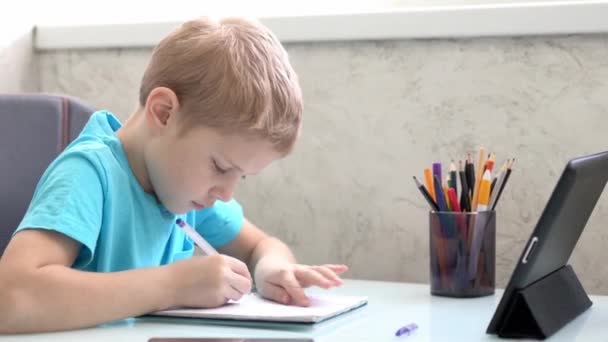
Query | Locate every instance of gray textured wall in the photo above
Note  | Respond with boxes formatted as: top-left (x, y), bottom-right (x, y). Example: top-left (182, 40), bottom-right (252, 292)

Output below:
top-left (37, 35), bottom-right (608, 294)
top-left (0, 30), bottom-right (38, 93)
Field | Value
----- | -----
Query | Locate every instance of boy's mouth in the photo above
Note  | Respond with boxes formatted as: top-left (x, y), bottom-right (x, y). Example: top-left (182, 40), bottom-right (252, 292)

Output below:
top-left (192, 201), bottom-right (206, 210)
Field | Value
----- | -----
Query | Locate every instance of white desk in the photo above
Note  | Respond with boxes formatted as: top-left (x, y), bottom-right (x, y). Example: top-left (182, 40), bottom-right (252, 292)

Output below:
top-left (2, 279), bottom-right (608, 341)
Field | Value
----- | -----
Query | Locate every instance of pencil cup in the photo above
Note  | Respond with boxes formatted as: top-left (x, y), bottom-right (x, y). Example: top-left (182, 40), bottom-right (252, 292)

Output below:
top-left (429, 210), bottom-right (495, 297)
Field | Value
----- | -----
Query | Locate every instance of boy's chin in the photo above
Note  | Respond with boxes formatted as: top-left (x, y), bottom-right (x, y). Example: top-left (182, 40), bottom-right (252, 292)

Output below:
top-left (162, 200), bottom-right (212, 214)
top-left (161, 201), bottom-right (192, 215)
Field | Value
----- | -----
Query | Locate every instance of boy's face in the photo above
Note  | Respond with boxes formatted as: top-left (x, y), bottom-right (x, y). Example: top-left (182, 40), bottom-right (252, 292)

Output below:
top-left (144, 121), bottom-right (282, 214)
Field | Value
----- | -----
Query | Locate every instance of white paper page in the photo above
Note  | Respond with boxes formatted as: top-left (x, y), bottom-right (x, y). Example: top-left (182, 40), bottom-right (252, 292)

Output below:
top-left (150, 293), bottom-right (367, 323)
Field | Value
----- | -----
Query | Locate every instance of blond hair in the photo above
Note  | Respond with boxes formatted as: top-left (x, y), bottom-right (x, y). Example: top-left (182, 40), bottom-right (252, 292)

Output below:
top-left (139, 17), bottom-right (303, 154)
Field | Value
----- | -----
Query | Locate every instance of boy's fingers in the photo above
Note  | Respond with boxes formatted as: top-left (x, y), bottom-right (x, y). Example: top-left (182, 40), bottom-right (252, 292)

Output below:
top-left (260, 282), bottom-right (291, 305)
top-left (228, 272), bottom-right (253, 295)
top-left (325, 264), bottom-right (349, 274)
top-left (310, 266), bottom-right (343, 285)
top-left (225, 284), bottom-right (245, 302)
top-left (226, 256), bottom-right (252, 280)
top-left (278, 272), bottom-right (310, 306)
top-left (295, 267), bottom-right (332, 289)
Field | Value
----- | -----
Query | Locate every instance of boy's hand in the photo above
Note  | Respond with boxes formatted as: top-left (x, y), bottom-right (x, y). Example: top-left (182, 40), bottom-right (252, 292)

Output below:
top-left (168, 254), bottom-right (252, 308)
top-left (254, 258), bottom-right (348, 306)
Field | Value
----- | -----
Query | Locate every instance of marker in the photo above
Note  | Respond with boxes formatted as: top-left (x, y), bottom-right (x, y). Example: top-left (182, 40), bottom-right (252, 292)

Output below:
top-left (395, 322), bottom-right (418, 337)
top-left (176, 218), bottom-right (218, 255)
top-left (432, 162), bottom-right (442, 189)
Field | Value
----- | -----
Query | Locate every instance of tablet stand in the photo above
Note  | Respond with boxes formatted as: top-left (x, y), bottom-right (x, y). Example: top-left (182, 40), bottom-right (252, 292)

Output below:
top-left (496, 265), bottom-right (592, 339)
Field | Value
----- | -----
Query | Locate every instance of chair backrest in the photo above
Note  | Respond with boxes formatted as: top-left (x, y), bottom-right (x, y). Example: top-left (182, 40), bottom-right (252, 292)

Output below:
top-left (0, 94), bottom-right (95, 255)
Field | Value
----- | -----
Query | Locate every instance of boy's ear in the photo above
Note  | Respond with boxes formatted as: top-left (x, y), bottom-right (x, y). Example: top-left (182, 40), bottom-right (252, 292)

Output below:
top-left (144, 87), bottom-right (180, 129)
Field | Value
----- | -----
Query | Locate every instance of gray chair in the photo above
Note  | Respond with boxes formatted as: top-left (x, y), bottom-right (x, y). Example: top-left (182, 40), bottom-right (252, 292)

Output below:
top-left (0, 94), bottom-right (95, 256)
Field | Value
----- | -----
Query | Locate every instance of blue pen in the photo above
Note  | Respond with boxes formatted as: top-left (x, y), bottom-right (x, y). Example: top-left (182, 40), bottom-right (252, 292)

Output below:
top-left (433, 175), bottom-right (449, 212)
top-left (433, 175), bottom-right (458, 240)
top-left (395, 322), bottom-right (418, 337)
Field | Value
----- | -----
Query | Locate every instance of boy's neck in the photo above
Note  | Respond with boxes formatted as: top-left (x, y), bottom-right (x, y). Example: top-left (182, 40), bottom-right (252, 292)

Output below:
top-left (116, 110), bottom-right (154, 194)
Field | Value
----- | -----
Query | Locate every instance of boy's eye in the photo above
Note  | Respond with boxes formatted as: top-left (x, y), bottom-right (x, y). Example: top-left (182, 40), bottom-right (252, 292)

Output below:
top-left (213, 160), bottom-right (228, 174)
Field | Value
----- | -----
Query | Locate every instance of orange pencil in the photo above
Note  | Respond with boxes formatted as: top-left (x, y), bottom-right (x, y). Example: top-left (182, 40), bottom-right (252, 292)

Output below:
top-left (477, 169), bottom-right (492, 211)
top-left (424, 168), bottom-right (436, 201)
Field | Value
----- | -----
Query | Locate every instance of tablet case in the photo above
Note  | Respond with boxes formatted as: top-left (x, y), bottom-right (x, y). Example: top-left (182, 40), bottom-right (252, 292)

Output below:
top-left (495, 265), bottom-right (591, 339)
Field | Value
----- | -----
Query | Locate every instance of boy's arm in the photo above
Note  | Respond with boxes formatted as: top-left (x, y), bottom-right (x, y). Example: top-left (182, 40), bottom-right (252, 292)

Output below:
top-left (219, 217), bottom-right (348, 306)
top-left (0, 229), bottom-right (173, 333)
top-left (0, 229), bottom-right (251, 334)
top-left (218, 217), bottom-right (294, 266)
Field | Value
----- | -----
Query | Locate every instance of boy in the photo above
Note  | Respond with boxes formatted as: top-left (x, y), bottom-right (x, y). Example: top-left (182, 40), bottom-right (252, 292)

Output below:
top-left (0, 17), bottom-right (347, 333)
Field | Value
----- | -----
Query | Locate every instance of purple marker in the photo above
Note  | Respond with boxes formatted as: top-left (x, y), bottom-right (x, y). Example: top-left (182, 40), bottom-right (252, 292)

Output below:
top-left (432, 162), bottom-right (442, 187)
top-left (176, 218), bottom-right (218, 255)
top-left (395, 323), bottom-right (418, 337)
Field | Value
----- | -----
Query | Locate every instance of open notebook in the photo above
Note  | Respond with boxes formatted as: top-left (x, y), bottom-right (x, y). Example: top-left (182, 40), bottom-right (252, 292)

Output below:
top-left (149, 293), bottom-right (368, 323)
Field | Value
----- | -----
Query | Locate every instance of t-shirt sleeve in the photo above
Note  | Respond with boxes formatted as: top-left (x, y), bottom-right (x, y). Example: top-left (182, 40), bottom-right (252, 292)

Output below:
top-left (15, 153), bottom-right (104, 266)
top-left (194, 199), bottom-right (244, 248)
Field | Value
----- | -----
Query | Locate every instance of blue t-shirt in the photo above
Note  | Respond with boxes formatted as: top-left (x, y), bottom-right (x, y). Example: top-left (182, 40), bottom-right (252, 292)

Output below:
top-left (15, 111), bottom-right (244, 272)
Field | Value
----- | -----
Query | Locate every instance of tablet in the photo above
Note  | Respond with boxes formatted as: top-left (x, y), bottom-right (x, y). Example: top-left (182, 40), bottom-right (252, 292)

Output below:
top-left (486, 150), bottom-right (608, 334)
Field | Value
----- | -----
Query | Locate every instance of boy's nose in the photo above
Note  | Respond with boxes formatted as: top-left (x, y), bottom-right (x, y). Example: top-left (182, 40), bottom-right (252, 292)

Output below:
top-left (210, 182), bottom-right (236, 202)
top-left (213, 190), bottom-right (233, 202)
